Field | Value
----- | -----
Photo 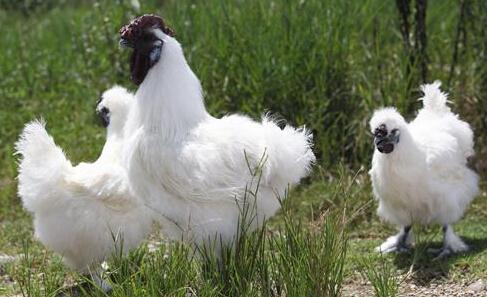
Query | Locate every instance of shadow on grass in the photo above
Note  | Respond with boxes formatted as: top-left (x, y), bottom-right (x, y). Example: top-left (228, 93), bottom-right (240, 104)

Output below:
top-left (392, 236), bottom-right (487, 285)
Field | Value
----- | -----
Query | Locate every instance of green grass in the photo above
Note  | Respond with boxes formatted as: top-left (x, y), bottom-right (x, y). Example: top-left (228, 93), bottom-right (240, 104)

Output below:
top-left (1, 0), bottom-right (487, 296)
top-left (2, 175), bottom-right (352, 297)
top-left (2, 171), bottom-right (486, 296)
top-left (359, 254), bottom-right (400, 297)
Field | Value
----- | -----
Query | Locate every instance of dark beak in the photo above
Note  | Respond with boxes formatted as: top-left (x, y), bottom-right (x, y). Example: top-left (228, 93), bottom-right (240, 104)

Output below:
top-left (374, 132), bottom-right (399, 154)
top-left (97, 108), bottom-right (110, 128)
top-left (100, 113), bottom-right (110, 128)
top-left (120, 38), bottom-right (134, 48)
top-left (375, 137), bottom-right (394, 154)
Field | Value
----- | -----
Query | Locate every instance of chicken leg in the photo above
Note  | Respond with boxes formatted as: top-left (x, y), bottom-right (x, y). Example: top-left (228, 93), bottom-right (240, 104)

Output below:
top-left (428, 225), bottom-right (469, 258)
top-left (376, 225), bottom-right (412, 253)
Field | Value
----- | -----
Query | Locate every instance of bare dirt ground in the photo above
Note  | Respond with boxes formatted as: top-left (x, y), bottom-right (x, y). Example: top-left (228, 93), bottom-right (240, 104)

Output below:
top-left (342, 273), bottom-right (487, 297)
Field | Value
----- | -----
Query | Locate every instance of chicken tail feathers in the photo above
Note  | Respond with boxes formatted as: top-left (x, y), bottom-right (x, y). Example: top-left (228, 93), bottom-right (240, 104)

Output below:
top-left (420, 80), bottom-right (451, 114)
top-left (15, 120), bottom-right (72, 213)
top-left (262, 116), bottom-right (316, 191)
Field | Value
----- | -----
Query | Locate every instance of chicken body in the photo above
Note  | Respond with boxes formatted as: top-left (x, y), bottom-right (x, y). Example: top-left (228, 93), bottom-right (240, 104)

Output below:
top-left (121, 24), bottom-right (315, 246)
top-left (369, 82), bottom-right (479, 256)
top-left (16, 87), bottom-right (152, 272)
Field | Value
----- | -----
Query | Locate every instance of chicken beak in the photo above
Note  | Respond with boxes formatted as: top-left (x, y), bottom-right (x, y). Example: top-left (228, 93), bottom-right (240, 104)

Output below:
top-left (375, 138), bottom-right (394, 154)
top-left (120, 38), bottom-right (134, 48)
top-left (100, 113), bottom-right (110, 128)
top-left (96, 109), bottom-right (110, 128)
top-left (374, 133), bottom-right (399, 154)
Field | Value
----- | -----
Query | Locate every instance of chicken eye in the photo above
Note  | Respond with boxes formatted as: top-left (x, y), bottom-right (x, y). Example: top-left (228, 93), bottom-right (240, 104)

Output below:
top-left (101, 107), bottom-right (109, 114)
top-left (374, 124), bottom-right (387, 137)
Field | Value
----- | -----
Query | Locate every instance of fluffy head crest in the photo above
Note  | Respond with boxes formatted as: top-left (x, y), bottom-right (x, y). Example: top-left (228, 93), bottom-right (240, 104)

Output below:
top-left (369, 107), bottom-right (406, 133)
top-left (97, 86), bottom-right (133, 120)
top-left (120, 14), bottom-right (175, 42)
top-left (419, 80), bottom-right (451, 113)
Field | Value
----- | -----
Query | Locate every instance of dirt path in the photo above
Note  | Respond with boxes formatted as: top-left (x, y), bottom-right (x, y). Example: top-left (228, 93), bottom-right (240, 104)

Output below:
top-left (342, 275), bottom-right (487, 297)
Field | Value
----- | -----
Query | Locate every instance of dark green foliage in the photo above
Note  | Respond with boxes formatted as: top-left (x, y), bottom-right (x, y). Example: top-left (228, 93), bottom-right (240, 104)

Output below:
top-left (1, 0), bottom-right (486, 188)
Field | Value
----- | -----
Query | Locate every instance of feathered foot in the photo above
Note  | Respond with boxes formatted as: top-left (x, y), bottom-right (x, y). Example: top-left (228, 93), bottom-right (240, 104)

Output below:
top-left (91, 273), bottom-right (113, 294)
top-left (428, 225), bottom-right (469, 259)
top-left (55, 270), bottom-right (112, 297)
top-left (376, 225), bottom-right (412, 253)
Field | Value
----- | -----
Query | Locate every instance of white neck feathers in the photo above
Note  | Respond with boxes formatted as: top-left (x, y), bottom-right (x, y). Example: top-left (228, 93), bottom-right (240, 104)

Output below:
top-left (375, 128), bottom-right (422, 166)
top-left (130, 33), bottom-right (209, 141)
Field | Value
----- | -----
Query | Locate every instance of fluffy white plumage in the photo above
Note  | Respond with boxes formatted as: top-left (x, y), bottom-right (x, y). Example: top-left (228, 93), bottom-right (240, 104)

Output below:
top-left (16, 86), bottom-right (152, 272)
top-left (369, 81), bottom-right (479, 256)
top-left (122, 29), bottom-right (315, 246)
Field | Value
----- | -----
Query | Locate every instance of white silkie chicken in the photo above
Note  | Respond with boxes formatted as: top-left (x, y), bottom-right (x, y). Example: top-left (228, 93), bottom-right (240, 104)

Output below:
top-left (369, 81), bottom-right (479, 258)
top-left (118, 15), bottom-right (315, 247)
top-left (16, 87), bottom-right (153, 283)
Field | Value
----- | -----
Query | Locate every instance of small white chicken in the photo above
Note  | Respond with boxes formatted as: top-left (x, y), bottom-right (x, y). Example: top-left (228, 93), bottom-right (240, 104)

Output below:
top-left (369, 81), bottom-right (479, 257)
top-left (15, 86), bottom-right (153, 287)
top-left (118, 15), bottom-right (315, 248)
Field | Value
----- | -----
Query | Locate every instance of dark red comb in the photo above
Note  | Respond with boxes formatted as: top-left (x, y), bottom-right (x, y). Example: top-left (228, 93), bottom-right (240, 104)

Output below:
top-left (119, 14), bottom-right (175, 41)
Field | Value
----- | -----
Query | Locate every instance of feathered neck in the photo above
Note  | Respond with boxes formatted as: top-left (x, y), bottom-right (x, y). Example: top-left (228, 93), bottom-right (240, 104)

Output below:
top-left (96, 124), bottom-right (125, 164)
top-left (374, 126), bottom-right (422, 167)
top-left (130, 34), bottom-right (209, 141)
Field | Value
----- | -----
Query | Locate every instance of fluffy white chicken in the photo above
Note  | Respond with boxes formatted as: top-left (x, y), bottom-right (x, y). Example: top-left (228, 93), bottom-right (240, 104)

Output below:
top-left (118, 15), bottom-right (315, 247)
top-left (16, 86), bottom-right (152, 278)
top-left (369, 81), bottom-right (479, 257)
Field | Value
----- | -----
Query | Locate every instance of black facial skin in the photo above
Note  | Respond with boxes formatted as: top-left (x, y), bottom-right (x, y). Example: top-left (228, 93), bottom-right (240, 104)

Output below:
top-left (120, 31), bottom-right (163, 85)
top-left (97, 106), bottom-right (110, 128)
top-left (374, 124), bottom-right (400, 154)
